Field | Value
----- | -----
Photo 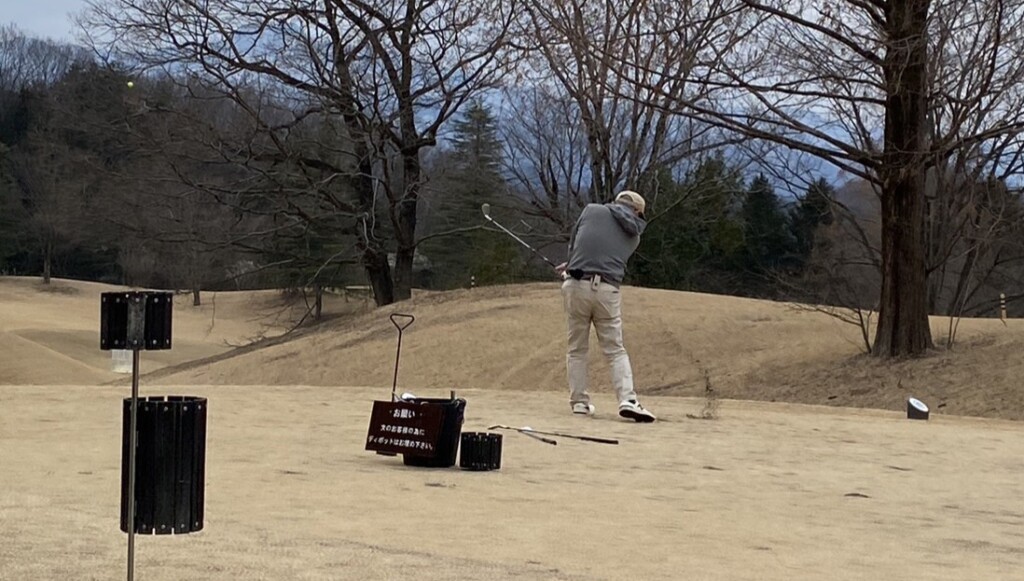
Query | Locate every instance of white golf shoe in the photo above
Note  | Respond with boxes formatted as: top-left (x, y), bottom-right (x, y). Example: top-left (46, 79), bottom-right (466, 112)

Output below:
top-left (618, 400), bottom-right (656, 422)
top-left (572, 402), bottom-right (595, 416)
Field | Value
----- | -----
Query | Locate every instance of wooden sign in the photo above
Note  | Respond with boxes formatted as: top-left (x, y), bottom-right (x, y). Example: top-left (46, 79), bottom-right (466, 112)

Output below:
top-left (365, 400), bottom-right (445, 457)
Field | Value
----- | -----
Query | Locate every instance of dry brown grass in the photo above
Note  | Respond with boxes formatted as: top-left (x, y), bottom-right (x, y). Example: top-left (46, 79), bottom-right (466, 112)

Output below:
top-left (2, 385), bottom-right (1023, 580)
top-left (4, 276), bottom-right (1024, 419)
top-left (3, 276), bottom-right (1024, 579)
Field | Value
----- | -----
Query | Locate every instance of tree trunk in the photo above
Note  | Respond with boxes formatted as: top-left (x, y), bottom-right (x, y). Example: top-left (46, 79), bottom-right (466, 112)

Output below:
top-left (393, 241), bottom-right (415, 300)
top-left (352, 153), bottom-right (397, 306)
top-left (338, 55), bottom-right (397, 307)
top-left (42, 239), bottom-right (52, 284)
top-left (947, 219), bottom-right (982, 319)
top-left (872, 0), bottom-right (934, 357)
top-left (190, 243), bottom-right (201, 306)
top-left (363, 246), bottom-right (395, 307)
top-left (391, 155), bottom-right (420, 302)
top-left (313, 282), bottom-right (323, 321)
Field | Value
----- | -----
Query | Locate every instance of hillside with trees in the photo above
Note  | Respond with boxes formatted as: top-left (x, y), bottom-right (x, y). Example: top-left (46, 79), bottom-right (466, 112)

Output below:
top-left (2, 0), bottom-right (1023, 359)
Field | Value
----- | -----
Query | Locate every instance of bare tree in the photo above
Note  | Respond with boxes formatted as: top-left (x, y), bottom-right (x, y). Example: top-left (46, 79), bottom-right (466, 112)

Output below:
top-left (785, 202), bottom-right (881, 354)
top-left (506, 0), bottom-right (745, 231)
top-left (501, 85), bottom-right (592, 230)
top-left (603, 0), bottom-right (1024, 357)
top-left (0, 25), bottom-right (83, 93)
top-left (924, 172), bottom-right (1024, 346)
top-left (0, 26), bottom-right (92, 283)
top-left (80, 0), bottom-right (515, 305)
top-left (5, 131), bottom-right (79, 283)
top-left (919, 0), bottom-right (1024, 329)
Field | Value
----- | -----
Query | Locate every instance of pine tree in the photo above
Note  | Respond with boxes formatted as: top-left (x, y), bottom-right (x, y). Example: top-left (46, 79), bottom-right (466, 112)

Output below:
top-left (420, 99), bottom-right (518, 288)
top-left (630, 156), bottom-right (746, 292)
top-left (789, 177), bottom-right (835, 268)
top-left (450, 99), bottom-right (502, 174)
top-left (740, 173), bottom-right (792, 292)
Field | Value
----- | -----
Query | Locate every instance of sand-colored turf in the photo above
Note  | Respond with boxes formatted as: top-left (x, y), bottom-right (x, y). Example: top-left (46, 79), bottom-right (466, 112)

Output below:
top-left (1, 385), bottom-right (1022, 580)
top-left (3, 276), bottom-right (1024, 578)
top-left (141, 283), bottom-right (1024, 421)
top-left (0, 277), bottom-right (337, 385)
top-left (4, 276), bottom-right (1024, 418)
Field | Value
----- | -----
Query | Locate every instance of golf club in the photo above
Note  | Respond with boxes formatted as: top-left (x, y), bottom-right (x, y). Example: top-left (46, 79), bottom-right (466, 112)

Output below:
top-left (514, 427), bottom-right (558, 446)
top-left (487, 424), bottom-right (619, 445)
top-left (481, 203), bottom-right (559, 269)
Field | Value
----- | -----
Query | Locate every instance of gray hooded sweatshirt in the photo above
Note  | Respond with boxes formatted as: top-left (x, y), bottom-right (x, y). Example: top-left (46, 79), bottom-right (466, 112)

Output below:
top-left (566, 202), bottom-right (647, 286)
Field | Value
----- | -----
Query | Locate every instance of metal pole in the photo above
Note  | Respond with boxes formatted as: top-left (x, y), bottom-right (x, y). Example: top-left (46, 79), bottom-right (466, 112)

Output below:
top-left (127, 348), bottom-right (140, 581)
top-left (391, 329), bottom-right (402, 401)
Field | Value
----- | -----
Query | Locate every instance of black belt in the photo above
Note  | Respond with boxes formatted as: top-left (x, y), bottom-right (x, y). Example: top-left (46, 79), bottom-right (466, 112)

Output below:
top-left (568, 270), bottom-right (619, 288)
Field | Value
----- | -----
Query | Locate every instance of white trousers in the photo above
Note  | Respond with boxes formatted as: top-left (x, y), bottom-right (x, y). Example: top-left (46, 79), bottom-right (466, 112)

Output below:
top-left (560, 278), bottom-right (637, 406)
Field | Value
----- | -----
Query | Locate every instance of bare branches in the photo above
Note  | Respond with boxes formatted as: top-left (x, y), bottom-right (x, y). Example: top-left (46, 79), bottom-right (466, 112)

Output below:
top-left (79, 0), bottom-right (517, 304)
top-left (505, 0), bottom-right (741, 236)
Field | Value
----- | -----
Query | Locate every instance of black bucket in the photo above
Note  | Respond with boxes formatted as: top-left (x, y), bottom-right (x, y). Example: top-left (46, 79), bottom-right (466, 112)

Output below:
top-left (402, 396), bottom-right (466, 468)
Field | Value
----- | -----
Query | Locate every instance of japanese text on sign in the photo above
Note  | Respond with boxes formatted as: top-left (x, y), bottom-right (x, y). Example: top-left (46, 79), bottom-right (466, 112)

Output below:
top-left (378, 424), bottom-right (427, 437)
top-left (366, 435), bottom-right (435, 452)
top-left (365, 400), bottom-right (445, 457)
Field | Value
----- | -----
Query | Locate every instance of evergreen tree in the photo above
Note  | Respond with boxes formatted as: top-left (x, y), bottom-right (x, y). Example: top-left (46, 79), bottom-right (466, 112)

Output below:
top-left (630, 155), bottom-right (746, 292)
top-left (789, 177), bottom-right (835, 268)
top-left (740, 173), bottom-right (792, 293)
top-left (451, 99), bottom-right (502, 173)
top-left (420, 100), bottom-right (519, 288)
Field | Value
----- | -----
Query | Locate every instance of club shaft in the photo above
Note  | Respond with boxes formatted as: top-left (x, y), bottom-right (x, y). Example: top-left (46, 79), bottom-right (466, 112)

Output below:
top-left (529, 430), bottom-right (618, 444)
top-left (520, 430), bottom-right (557, 445)
top-left (572, 435), bottom-right (619, 444)
top-left (487, 425), bottom-right (617, 445)
top-left (484, 215), bottom-right (557, 267)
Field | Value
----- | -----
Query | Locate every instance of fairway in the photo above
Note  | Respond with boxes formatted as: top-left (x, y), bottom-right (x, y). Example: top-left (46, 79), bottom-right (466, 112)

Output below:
top-left (3, 277), bottom-right (1024, 579)
top-left (6, 0), bottom-right (1024, 577)
top-left (1, 385), bottom-right (1022, 580)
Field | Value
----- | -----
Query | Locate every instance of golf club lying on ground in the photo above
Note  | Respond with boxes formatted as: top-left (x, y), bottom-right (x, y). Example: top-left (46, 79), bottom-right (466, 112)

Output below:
top-left (509, 428), bottom-right (558, 446)
top-left (481, 203), bottom-right (559, 269)
top-left (488, 424), bottom-right (619, 445)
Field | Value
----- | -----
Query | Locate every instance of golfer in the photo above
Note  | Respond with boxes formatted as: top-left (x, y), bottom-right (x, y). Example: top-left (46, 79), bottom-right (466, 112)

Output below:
top-left (555, 191), bottom-right (655, 422)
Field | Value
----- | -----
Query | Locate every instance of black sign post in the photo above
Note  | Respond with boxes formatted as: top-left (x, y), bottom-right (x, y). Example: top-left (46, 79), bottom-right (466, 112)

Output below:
top-left (100, 291), bottom-right (174, 581)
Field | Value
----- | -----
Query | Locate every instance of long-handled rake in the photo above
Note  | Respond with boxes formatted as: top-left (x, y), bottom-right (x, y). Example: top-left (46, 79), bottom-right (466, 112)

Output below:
top-left (389, 313), bottom-right (415, 401)
top-left (487, 424), bottom-right (619, 445)
top-left (376, 313), bottom-right (416, 457)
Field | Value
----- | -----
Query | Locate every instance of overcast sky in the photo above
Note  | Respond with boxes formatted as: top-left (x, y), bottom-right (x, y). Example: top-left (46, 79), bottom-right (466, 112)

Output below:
top-left (3, 0), bottom-right (89, 42)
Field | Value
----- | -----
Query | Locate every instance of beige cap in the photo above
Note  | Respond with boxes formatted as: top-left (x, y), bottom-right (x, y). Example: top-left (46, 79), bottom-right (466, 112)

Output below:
top-left (615, 190), bottom-right (646, 215)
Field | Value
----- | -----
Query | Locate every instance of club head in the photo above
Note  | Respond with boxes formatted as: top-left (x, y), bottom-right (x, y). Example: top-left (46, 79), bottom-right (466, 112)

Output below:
top-left (481, 203), bottom-right (492, 220)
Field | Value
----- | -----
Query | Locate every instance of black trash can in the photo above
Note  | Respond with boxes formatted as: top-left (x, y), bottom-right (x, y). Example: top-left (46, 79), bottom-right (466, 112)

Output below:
top-left (459, 432), bottom-right (502, 471)
top-left (121, 395), bottom-right (207, 534)
top-left (402, 396), bottom-right (466, 468)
